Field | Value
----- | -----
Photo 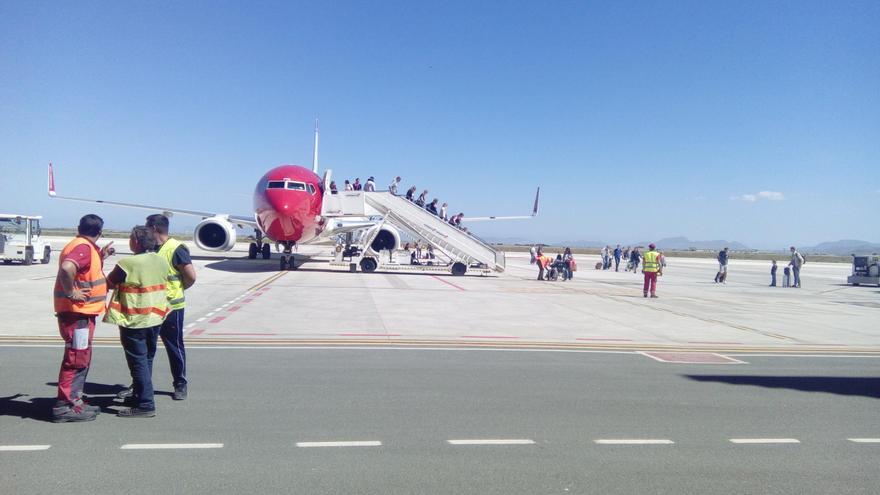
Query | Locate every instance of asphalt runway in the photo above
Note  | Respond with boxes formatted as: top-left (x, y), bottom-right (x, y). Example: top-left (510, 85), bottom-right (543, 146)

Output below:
top-left (1, 238), bottom-right (878, 494)
top-left (1, 347), bottom-right (878, 494)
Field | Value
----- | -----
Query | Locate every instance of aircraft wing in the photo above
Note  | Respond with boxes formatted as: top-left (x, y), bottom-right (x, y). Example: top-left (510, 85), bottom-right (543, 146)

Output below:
top-left (463, 187), bottom-right (540, 222)
top-left (47, 163), bottom-right (257, 227)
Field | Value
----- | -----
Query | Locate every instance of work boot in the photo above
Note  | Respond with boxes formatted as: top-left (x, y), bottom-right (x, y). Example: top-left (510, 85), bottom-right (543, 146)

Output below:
top-left (116, 385), bottom-right (134, 399)
top-left (52, 404), bottom-right (98, 423)
top-left (643, 292), bottom-right (648, 298)
top-left (78, 399), bottom-right (101, 414)
top-left (117, 407), bottom-right (156, 418)
top-left (650, 294), bottom-right (658, 298)
top-left (172, 384), bottom-right (187, 401)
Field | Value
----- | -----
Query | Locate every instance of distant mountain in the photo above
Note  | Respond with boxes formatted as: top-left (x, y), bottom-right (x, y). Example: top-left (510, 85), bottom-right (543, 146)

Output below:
top-left (802, 240), bottom-right (880, 256)
top-left (638, 237), bottom-right (751, 251)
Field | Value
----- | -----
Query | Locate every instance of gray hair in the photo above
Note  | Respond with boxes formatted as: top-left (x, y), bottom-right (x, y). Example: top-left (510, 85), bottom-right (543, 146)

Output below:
top-left (131, 225), bottom-right (157, 253)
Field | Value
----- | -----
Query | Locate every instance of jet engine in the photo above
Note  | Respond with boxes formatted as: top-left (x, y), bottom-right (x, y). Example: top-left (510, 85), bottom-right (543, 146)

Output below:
top-left (369, 225), bottom-right (401, 252)
top-left (194, 216), bottom-right (237, 252)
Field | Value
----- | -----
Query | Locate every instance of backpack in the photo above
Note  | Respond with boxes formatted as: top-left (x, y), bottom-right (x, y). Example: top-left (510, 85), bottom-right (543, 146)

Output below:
top-left (801, 254), bottom-right (806, 264)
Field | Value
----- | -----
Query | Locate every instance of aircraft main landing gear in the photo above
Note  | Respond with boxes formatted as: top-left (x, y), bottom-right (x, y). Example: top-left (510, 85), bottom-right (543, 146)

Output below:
top-left (249, 229), bottom-right (271, 260)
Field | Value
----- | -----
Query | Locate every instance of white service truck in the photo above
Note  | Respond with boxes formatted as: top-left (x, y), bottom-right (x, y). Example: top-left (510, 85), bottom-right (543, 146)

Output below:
top-left (0, 214), bottom-right (52, 265)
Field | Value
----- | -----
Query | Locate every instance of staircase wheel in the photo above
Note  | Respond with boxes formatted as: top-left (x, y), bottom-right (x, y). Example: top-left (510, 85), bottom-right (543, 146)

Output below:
top-left (451, 262), bottom-right (467, 276)
top-left (360, 257), bottom-right (378, 273)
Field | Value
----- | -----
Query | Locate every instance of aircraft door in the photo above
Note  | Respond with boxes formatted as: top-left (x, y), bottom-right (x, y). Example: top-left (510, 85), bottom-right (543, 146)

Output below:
top-left (322, 170), bottom-right (332, 193)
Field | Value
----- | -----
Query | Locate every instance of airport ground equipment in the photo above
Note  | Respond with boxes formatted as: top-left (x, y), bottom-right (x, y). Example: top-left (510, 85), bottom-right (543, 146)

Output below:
top-left (321, 191), bottom-right (504, 275)
top-left (0, 214), bottom-right (51, 265)
top-left (361, 192), bottom-right (505, 275)
top-left (847, 255), bottom-right (880, 286)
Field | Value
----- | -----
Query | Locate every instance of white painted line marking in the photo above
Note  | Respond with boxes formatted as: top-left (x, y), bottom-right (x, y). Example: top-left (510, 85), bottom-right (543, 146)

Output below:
top-left (205, 312), bottom-right (215, 317)
top-left (120, 443), bottom-right (224, 450)
top-left (0, 445), bottom-right (51, 451)
top-left (447, 439), bottom-right (535, 445)
top-left (729, 438), bottom-right (800, 444)
top-left (215, 307), bottom-right (225, 311)
top-left (221, 304), bottom-right (229, 307)
top-left (296, 441), bottom-right (381, 448)
top-left (185, 323), bottom-right (196, 329)
top-left (848, 438), bottom-right (880, 443)
top-left (594, 439), bottom-right (674, 445)
top-left (196, 317), bottom-right (206, 322)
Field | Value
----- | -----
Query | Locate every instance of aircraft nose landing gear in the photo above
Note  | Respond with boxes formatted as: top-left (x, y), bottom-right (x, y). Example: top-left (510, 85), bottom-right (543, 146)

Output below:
top-left (278, 241), bottom-right (297, 271)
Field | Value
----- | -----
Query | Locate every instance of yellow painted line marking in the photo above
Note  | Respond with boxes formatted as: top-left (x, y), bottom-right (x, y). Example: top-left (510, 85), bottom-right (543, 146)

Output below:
top-left (247, 271), bottom-right (288, 292)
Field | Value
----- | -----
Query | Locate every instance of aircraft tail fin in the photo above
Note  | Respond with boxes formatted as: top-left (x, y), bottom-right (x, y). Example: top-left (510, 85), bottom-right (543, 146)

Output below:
top-left (312, 119), bottom-right (319, 174)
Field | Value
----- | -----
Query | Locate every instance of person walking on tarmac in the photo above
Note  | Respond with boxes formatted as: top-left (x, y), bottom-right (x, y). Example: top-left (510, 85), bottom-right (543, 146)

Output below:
top-left (51, 214), bottom-right (115, 422)
top-left (139, 214), bottom-right (196, 400)
top-left (104, 226), bottom-right (170, 418)
top-left (642, 243), bottom-right (661, 298)
top-left (714, 247), bottom-right (729, 284)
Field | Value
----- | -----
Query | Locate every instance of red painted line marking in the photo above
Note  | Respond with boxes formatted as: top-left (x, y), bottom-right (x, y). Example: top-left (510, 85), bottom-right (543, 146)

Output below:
top-left (242, 299), bottom-right (255, 303)
top-left (209, 316), bottom-right (226, 324)
top-left (794, 343), bottom-right (846, 346)
top-left (188, 329), bottom-right (205, 336)
top-left (687, 341), bottom-right (744, 345)
top-left (210, 332), bottom-right (278, 336)
top-left (339, 333), bottom-right (403, 337)
top-left (460, 335), bottom-right (520, 339)
top-left (227, 306), bottom-right (242, 312)
top-left (576, 338), bottom-right (634, 342)
top-left (430, 275), bottom-right (466, 292)
top-left (252, 293), bottom-right (264, 297)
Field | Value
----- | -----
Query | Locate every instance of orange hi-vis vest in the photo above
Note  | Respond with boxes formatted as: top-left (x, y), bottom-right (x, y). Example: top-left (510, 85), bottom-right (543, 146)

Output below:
top-left (54, 237), bottom-right (108, 315)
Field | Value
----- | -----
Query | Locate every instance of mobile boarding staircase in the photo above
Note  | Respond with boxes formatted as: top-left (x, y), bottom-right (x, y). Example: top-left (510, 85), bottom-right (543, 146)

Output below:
top-left (322, 190), bottom-right (505, 276)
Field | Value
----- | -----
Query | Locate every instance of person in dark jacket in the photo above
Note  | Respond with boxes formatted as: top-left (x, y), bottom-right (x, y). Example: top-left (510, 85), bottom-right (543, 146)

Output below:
top-left (770, 260), bottom-right (777, 287)
top-left (715, 247), bottom-right (729, 283)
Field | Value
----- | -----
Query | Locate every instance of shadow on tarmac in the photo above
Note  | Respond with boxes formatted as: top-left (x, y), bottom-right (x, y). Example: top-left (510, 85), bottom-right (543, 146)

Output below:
top-left (685, 375), bottom-right (880, 399)
top-left (0, 382), bottom-right (175, 422)
top-left (204, 256), bottom-right (312, 273)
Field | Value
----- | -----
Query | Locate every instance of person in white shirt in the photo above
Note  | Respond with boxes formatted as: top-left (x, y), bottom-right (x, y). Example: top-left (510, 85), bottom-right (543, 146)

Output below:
top-left (388, 176), bottom-right (401, 195)
top-left (439, 202), bottom-right (448, 221)
top-left (344, 180), bottom-right (353, 191)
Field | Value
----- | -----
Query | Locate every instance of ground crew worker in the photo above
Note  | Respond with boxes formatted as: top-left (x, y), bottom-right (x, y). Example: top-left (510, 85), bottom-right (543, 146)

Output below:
top-left (104, 226), bottom-right (170, 418)
top-left (536, 250), bottom-right (552, 280)
top-left (51, 214), bottom-right (115, 422)
top-left (116, 214), bottom-right (195, 401)
top-left (642, 243), bottom-right (661, 298)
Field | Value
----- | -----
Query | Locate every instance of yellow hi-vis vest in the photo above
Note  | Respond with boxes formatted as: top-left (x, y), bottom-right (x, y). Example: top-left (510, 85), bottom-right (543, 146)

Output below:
top-left (103, 253), bottom-right (170, 328)
top-left (643, 250), bottom-right (660, 273)
top-left (157, 238), bottom-right (186, 310)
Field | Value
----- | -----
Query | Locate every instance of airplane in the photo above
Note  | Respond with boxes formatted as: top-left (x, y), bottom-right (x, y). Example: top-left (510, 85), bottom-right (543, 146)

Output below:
top-left (48, 124), bottom-right (539, 271)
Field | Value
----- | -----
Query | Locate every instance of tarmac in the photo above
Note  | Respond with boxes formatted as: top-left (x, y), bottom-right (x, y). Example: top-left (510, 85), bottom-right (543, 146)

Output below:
top-left (1, 236), bottom-right (878, 494)
top-left (2, 236), bottom-right (877, 353)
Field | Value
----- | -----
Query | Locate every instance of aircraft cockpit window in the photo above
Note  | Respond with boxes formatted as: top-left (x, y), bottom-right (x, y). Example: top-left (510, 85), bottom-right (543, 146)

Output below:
top-left (267, 181), bottom-right (286, 189)
top-left (286, 182), bottom-right (306, 191)
top-left (307, 184), bottom-right (315, 194)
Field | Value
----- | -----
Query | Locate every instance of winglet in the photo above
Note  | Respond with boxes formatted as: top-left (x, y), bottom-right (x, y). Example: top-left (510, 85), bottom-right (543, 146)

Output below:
top-left (312, 119), bottom-right (319, 174)
top-left (532, 186), bottom-right (540, 217)
top-left (48, 163), bottom-right (57, 197)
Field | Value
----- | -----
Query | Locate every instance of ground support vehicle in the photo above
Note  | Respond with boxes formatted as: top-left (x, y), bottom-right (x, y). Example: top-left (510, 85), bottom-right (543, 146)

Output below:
top-left (0, 214), bottom-right (51, 265)
top-left (848, 255), bottom-right (880, 286)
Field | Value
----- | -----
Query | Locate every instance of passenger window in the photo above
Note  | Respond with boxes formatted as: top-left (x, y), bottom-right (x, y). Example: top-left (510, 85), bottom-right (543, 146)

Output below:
top-left (267, 181), bottom-right (285, 189)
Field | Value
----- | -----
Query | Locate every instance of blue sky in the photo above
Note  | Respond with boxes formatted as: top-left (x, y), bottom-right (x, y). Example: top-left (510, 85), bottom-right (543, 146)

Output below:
top-left (1, 1), bottom-right (877, 249)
